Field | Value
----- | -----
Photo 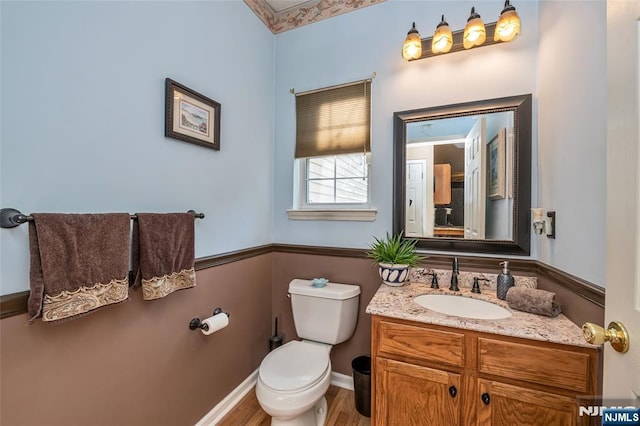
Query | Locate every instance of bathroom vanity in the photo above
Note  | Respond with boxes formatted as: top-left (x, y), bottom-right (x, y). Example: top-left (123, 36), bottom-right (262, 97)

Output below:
top-left (367, 283), bottom-right (599, 426)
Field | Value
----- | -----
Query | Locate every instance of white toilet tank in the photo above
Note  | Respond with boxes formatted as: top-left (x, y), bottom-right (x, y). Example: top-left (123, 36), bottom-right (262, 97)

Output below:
top-left (288, 279), bottom-right (360, 345)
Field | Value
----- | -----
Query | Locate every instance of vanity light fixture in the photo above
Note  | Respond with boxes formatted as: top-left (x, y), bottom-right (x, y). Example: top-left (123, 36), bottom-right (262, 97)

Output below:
top-left (402, 22), bottom-right (422, 60)
top-left (463, 7), bottom-right (486, 49)
top-left (532, 208), bottom-right (556, 239)
top-left (402, 1), bottom-right (521, 61)
top-left (431, 15), bottom-right (453, 54)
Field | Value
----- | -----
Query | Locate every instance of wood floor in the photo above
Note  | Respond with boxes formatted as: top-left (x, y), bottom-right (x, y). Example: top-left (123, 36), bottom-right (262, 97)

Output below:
top-left (217, 385), bottom-right (371, 426)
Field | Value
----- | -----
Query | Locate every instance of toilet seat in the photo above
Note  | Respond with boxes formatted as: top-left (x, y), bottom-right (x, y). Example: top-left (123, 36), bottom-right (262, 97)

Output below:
top-left (259, 341), bottom-right (330, 392)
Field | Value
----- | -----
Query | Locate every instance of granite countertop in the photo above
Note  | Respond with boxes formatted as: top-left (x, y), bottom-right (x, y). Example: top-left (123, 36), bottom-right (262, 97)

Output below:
top-left (366, 281), bottom-right (596, 349)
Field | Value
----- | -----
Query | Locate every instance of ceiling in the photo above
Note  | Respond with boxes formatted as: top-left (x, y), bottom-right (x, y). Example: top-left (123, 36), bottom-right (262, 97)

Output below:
top-left (407, 116), bottom-right (477, 144)
top-left (244, 0), bottom-right (387, 34)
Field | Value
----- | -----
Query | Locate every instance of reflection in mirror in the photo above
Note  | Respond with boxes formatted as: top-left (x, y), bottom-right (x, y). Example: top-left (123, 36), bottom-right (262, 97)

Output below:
top-left (405, 111), bottom-right (514, 240)
top-left (393, 94), bottom-right (531, 255)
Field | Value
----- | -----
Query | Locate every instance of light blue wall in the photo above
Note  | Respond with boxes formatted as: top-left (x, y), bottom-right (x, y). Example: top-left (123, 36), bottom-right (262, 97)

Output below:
top-left (0, 1), bottom-right (275, 295)
top-left (272, 0), bottom-right (540, 250)
top-left (537, 1), bottom-right (606, 286)
top-left (272, 0), bottom-right (607, 287)
top-left (0, 0), bottom-right (608, 294)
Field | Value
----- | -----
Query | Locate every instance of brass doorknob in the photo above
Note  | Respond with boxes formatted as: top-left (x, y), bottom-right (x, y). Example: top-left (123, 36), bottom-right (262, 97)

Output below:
top-left (582, 321), bottom-right (629, 353)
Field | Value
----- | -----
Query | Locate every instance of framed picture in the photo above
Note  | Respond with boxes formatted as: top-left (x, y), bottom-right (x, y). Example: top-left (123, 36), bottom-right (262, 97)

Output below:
top-left (165, 78), bottom-right (220, 150)
top-left (487, 127), bottom-right (506, 199)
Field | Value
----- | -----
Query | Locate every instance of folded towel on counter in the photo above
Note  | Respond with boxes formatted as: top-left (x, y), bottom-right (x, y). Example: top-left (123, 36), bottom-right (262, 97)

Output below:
top-left (28, 213), bottom-right (131, 323)
top-left (132, 213), bottom-right (196, 300)
top-left (514, 277), bottom-right (538, 289)
top-left (506, 287), bottom-right (561, 317)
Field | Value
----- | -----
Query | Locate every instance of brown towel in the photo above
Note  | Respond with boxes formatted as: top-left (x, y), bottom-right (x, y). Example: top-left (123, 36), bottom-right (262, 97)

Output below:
top-left (132, 213), bottom-right (196, 300)
top-left (28, 213), bottom-right (130, 323)
top-left (506, 287), bottom-right (561, 317)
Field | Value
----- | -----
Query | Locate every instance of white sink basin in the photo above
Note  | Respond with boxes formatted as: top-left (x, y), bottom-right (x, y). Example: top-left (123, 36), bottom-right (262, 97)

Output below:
top-left (414, 294), bottom-right (512, 320)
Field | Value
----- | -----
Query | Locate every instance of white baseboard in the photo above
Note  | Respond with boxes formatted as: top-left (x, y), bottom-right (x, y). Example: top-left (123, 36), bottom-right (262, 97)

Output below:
top-left (330, 371), bottom-right (354, 391)
top-left (195, 369), bottom-right (355, 425)
top-left (195, 368), bottom-right (259, 426)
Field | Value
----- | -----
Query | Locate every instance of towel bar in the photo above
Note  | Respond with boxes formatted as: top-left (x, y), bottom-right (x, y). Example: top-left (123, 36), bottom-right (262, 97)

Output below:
top-left (0, 208), bottom-right (205, 229)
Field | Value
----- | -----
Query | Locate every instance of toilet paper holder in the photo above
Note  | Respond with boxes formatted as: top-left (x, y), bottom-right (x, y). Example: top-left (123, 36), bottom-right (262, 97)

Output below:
top-left (189, 307), bottom-right (230, 332)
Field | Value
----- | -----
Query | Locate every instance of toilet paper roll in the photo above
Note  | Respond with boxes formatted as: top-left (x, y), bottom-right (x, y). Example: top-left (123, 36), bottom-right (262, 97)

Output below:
top-left (200, 313), bottom-right (229, 336)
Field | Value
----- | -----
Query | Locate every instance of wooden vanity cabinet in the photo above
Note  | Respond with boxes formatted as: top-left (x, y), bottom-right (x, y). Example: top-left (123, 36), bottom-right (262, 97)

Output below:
top-left (371, 316), bottom-right (599, 426)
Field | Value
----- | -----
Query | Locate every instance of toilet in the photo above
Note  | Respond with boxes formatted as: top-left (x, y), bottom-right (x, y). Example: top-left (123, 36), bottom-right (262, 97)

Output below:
top-left (256, 279), bottom-right (361, 426)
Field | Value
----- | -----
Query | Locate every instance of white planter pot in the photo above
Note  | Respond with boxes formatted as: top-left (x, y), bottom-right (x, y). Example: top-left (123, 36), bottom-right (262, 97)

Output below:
top-left (378, 263), bottom-right (410, 286)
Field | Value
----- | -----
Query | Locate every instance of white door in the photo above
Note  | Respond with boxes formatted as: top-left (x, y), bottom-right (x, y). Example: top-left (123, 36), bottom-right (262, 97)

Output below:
top-left (602, 0), bottom-right (640, 399)
top-left (406, 160), bottom-right (424, 237)
top-left (464, 117), bottom-right (486, 239)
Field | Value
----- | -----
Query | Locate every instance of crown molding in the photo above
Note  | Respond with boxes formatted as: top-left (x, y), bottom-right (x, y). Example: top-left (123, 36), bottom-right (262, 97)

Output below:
top-left (243, 0), bottom-right (387, 34)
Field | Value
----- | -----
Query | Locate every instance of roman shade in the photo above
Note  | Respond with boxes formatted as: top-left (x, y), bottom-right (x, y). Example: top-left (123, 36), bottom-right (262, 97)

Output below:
top-left (295, 80), bottom-right (371, 159)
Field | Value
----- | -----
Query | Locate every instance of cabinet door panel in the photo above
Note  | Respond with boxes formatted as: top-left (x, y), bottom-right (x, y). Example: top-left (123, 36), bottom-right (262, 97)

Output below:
top-left (478, 338), bottom-right (591, 393)
top-left (477, 379), bottom-right (576, 426)
top-left (376, 357), bottom-right (461, 425)
top-left (378, 320), bottom-right (464, 367)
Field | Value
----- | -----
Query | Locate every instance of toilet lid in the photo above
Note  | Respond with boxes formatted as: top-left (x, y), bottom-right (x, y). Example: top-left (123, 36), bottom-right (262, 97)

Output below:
top-left (259, 341), bottom-right (330, 392)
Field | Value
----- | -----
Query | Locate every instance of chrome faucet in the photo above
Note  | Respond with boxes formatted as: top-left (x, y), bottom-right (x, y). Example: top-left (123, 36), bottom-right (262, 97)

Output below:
top-left (450, 257), bottom-right (460, 291)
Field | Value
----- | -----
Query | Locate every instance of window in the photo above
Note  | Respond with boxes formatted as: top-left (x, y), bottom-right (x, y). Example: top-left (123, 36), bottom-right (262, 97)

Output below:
top-left (289, 79), bottom-right (376, 220)
top-left (306, 153), bottom-right (368, 204)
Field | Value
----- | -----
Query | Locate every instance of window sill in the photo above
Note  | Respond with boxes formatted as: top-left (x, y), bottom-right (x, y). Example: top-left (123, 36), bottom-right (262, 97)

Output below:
top-left (287, 208), bottom-right (377, 222)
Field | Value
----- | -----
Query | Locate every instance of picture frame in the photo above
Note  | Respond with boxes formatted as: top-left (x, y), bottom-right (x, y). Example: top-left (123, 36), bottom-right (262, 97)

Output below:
top-left (165, 78), bottom-right (220, 150)
top-left (487, 127), bottom-right (506, 199)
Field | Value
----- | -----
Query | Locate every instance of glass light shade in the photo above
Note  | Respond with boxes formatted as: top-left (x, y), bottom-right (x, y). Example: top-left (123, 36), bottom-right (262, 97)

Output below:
top-left (431, 16), bottom-right (453, 54)
top-left (402, 22), bottom-right (422, 60)
top-left (494, 3), bottom-right (521, 42)
top-left (463, 8), bottom-right (486, 49)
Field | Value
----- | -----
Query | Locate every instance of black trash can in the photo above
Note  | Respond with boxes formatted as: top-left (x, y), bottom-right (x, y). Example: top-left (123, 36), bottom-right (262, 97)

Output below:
top-left (351, 355), bottom-right (371, 417)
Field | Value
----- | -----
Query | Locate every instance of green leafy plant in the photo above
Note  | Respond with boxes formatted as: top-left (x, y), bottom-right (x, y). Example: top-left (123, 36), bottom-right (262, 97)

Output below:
top-left (367, 232), bottom-right (423, 267)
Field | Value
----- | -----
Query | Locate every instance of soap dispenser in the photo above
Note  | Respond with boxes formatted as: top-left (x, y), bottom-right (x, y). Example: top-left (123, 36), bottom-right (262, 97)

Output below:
top-left (496, 261), bottom-right (515, 300)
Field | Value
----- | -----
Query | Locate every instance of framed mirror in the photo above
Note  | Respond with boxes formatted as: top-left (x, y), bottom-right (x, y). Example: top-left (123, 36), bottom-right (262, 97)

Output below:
top-left (392, 94), bottom-right (532, 255)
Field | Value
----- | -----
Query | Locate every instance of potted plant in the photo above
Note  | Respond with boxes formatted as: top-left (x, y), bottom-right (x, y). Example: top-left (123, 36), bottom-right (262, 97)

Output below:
top-left (367, 232), bottom-right (423, 286)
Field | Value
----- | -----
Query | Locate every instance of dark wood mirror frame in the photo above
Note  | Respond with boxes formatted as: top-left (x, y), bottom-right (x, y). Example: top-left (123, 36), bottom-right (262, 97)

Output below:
top-left (393, 94), bottom-right (532, 256)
